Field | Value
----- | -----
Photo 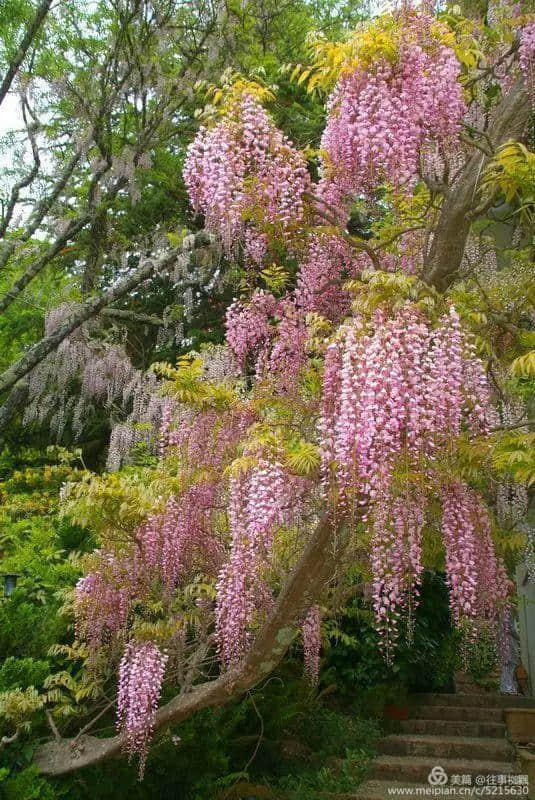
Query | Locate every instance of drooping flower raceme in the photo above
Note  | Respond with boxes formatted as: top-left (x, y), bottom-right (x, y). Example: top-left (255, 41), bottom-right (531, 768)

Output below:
top-left (319, 305), bottom-right (500, 652)
top-left (302, 605), bottom-right (322, 684)
top-left (216, 460), bottom-right (297, 665)
top-left (319, 11), bottom-right (466, 218)
top-left (138, 484), bottom-right (224, 592)
top-left (117, 641), bottom-right (168, 776)
top-left (225, 291), bottom-right (278, 373)
top-left (320, 306), bottom-right (494, 501)
top-left (441, 481), bottom-right (480, 625)
top-left (161, 405), bottom-right (256, 472)
top-left (26, 303), bottom-right (169, 469)
top-left (474, 501), bottom-right (510, 624)
top-left (497, 481), bottom-right (528, 527)
top-left (225, 292), bottom-right (309, 386)
top-left (267, 300), bottom-right (309, 389)
top-left (75, 551), bottom-right (136, 649)
top-left (442, 481), bottom-right (509, 628)
top-left (75, 484), bottom-right (224, 650)
top-left (371, 489), bottom-right (426, 660)
top-left (519, 22), bottom-right (535, 89)
top-left (295, 232), bottom-right (360, 321)
top-left (183, 94), bottom-right (311, 262)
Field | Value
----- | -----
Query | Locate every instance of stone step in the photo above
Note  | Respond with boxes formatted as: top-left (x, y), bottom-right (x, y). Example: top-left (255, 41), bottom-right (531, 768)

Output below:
top-left (355, 780), bottom-right (429, 800)
top-left (379, 734), bottom-right (513, 761)
top-left (410, 705), bottom-right (504, 723)
top-left (373, 755), bottom-right (518, 783)
top-left (411, 693), bottom-right (535, 709)
top-left (400, 718), bottom-right (506, 738)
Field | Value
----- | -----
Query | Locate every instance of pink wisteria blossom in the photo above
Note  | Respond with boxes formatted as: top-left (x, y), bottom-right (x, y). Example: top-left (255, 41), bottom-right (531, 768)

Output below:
top-left (183, 94), bottom-right (311, 262)
top-left (319, 12), bottom-right (465, 217)
top-left (117, 641), bottom-right (168, 776)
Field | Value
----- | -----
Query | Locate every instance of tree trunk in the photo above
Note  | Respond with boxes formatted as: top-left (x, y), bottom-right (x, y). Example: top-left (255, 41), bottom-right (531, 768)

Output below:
top-left (422, 79), bottom-right (530, 292)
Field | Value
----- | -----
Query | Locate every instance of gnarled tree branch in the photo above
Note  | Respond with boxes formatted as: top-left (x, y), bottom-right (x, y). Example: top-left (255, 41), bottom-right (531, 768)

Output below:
top-left (34, 511), bottom-right (350, 776)
top-left (0, 253), bottom-right (163, 400)
top-left (0, 231), bottom-right (215, 408)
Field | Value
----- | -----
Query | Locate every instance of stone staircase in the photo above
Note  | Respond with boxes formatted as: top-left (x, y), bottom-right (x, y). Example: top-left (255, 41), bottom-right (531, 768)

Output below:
top-left (357, 693), bottom-right (535, 799)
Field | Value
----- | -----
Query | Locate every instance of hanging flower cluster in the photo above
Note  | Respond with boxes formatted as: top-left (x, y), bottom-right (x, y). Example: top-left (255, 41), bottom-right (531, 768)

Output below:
top-left (160, 405), bottom-right (256, 470)
top-left (183, 94), bottom-right (311, 261)
top-left (295, 232), bottom-right (360, 321)
top-left (519, 21), bottom-right (535, 87)
top-left (319, 305), bottom-right (500, 653)
top-left (525, 526), bottom-right (535, 582)
top-left (497, 481), bottom-right (528, 527)
top-left (319, 11), bottom-right (465, 216)
top-left (320, 306), bottom-right (494, 502)
top-left (475, 502), bottom-right (510, 623)
top-left (442, 481), bottom-right (509, 627)
top-left (380, 229), bottom-right (425, 276)
top-left (371, 489), bottom-right (425, 659)
top-left (215, 461), bottom-right (297, 665)
top-left (117, 641), bottom-right (168, 777)
top-left (225, 291), bottom-right (278, 373)
top-left (74, 551), bottom-right (135, 649)
top-left (441, 482), bottom-right (480, 625)
top-left (138, 484), bottom-right (224, 591)
top-left (225, 292), bottom-right (308, 385)
top-left (26, 303), bottom-right (168, 470)
top-left (75, 484), bottom-right (222, 647)
top-left (267, 300), bottom-right (309, 390)
top-left (302, 605), bottom-right (322, 684)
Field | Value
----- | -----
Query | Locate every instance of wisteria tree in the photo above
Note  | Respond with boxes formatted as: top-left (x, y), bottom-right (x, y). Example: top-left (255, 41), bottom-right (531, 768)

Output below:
top-left (16, 0), bottom-right (535, 779)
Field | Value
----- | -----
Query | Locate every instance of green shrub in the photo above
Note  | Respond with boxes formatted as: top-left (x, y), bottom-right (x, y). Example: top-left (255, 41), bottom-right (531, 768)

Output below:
top-left (1, 766), bottom-right (63, 800)
top-left (0, 658), bottom-right (50, 693)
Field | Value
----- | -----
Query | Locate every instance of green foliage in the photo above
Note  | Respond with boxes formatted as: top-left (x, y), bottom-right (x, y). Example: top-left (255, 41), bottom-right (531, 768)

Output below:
top-left (492, 431), bottom-right (535, 486)
top-left (1, 766), bottom-right (63, 800)
top-left (481, 141), bottom-right (535, 225)
top-left (510, 350), bottom-right (535, 379)
top-left (0, 687), bottom-right (45, 735)
top-left (0, 659), bottom-right (50, 694)
top-left (0, 449), bottom-right (87, 790)
top-left (60, 467), bottom-right (166, 537)
top-left (274, 747), bottom-right (371, 800)
top-left (462, 621), bottom-right (498, 682)
top-left (282, 438), bottom-right (321, 475)
top-left (0, 0), bottom-right (44, 63)
top-left (34, 676), bottom-right (378, 800)
top-left (346, 270), bottom-right (442, 318)
top-left (0, 591), bottom-right (65, 662)
top-left (261, 263), bottom-right (291, 295)
top-left (322, 572), bottom-right (458, 704)
top-left (155, 354), bottom-right (238, 410)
